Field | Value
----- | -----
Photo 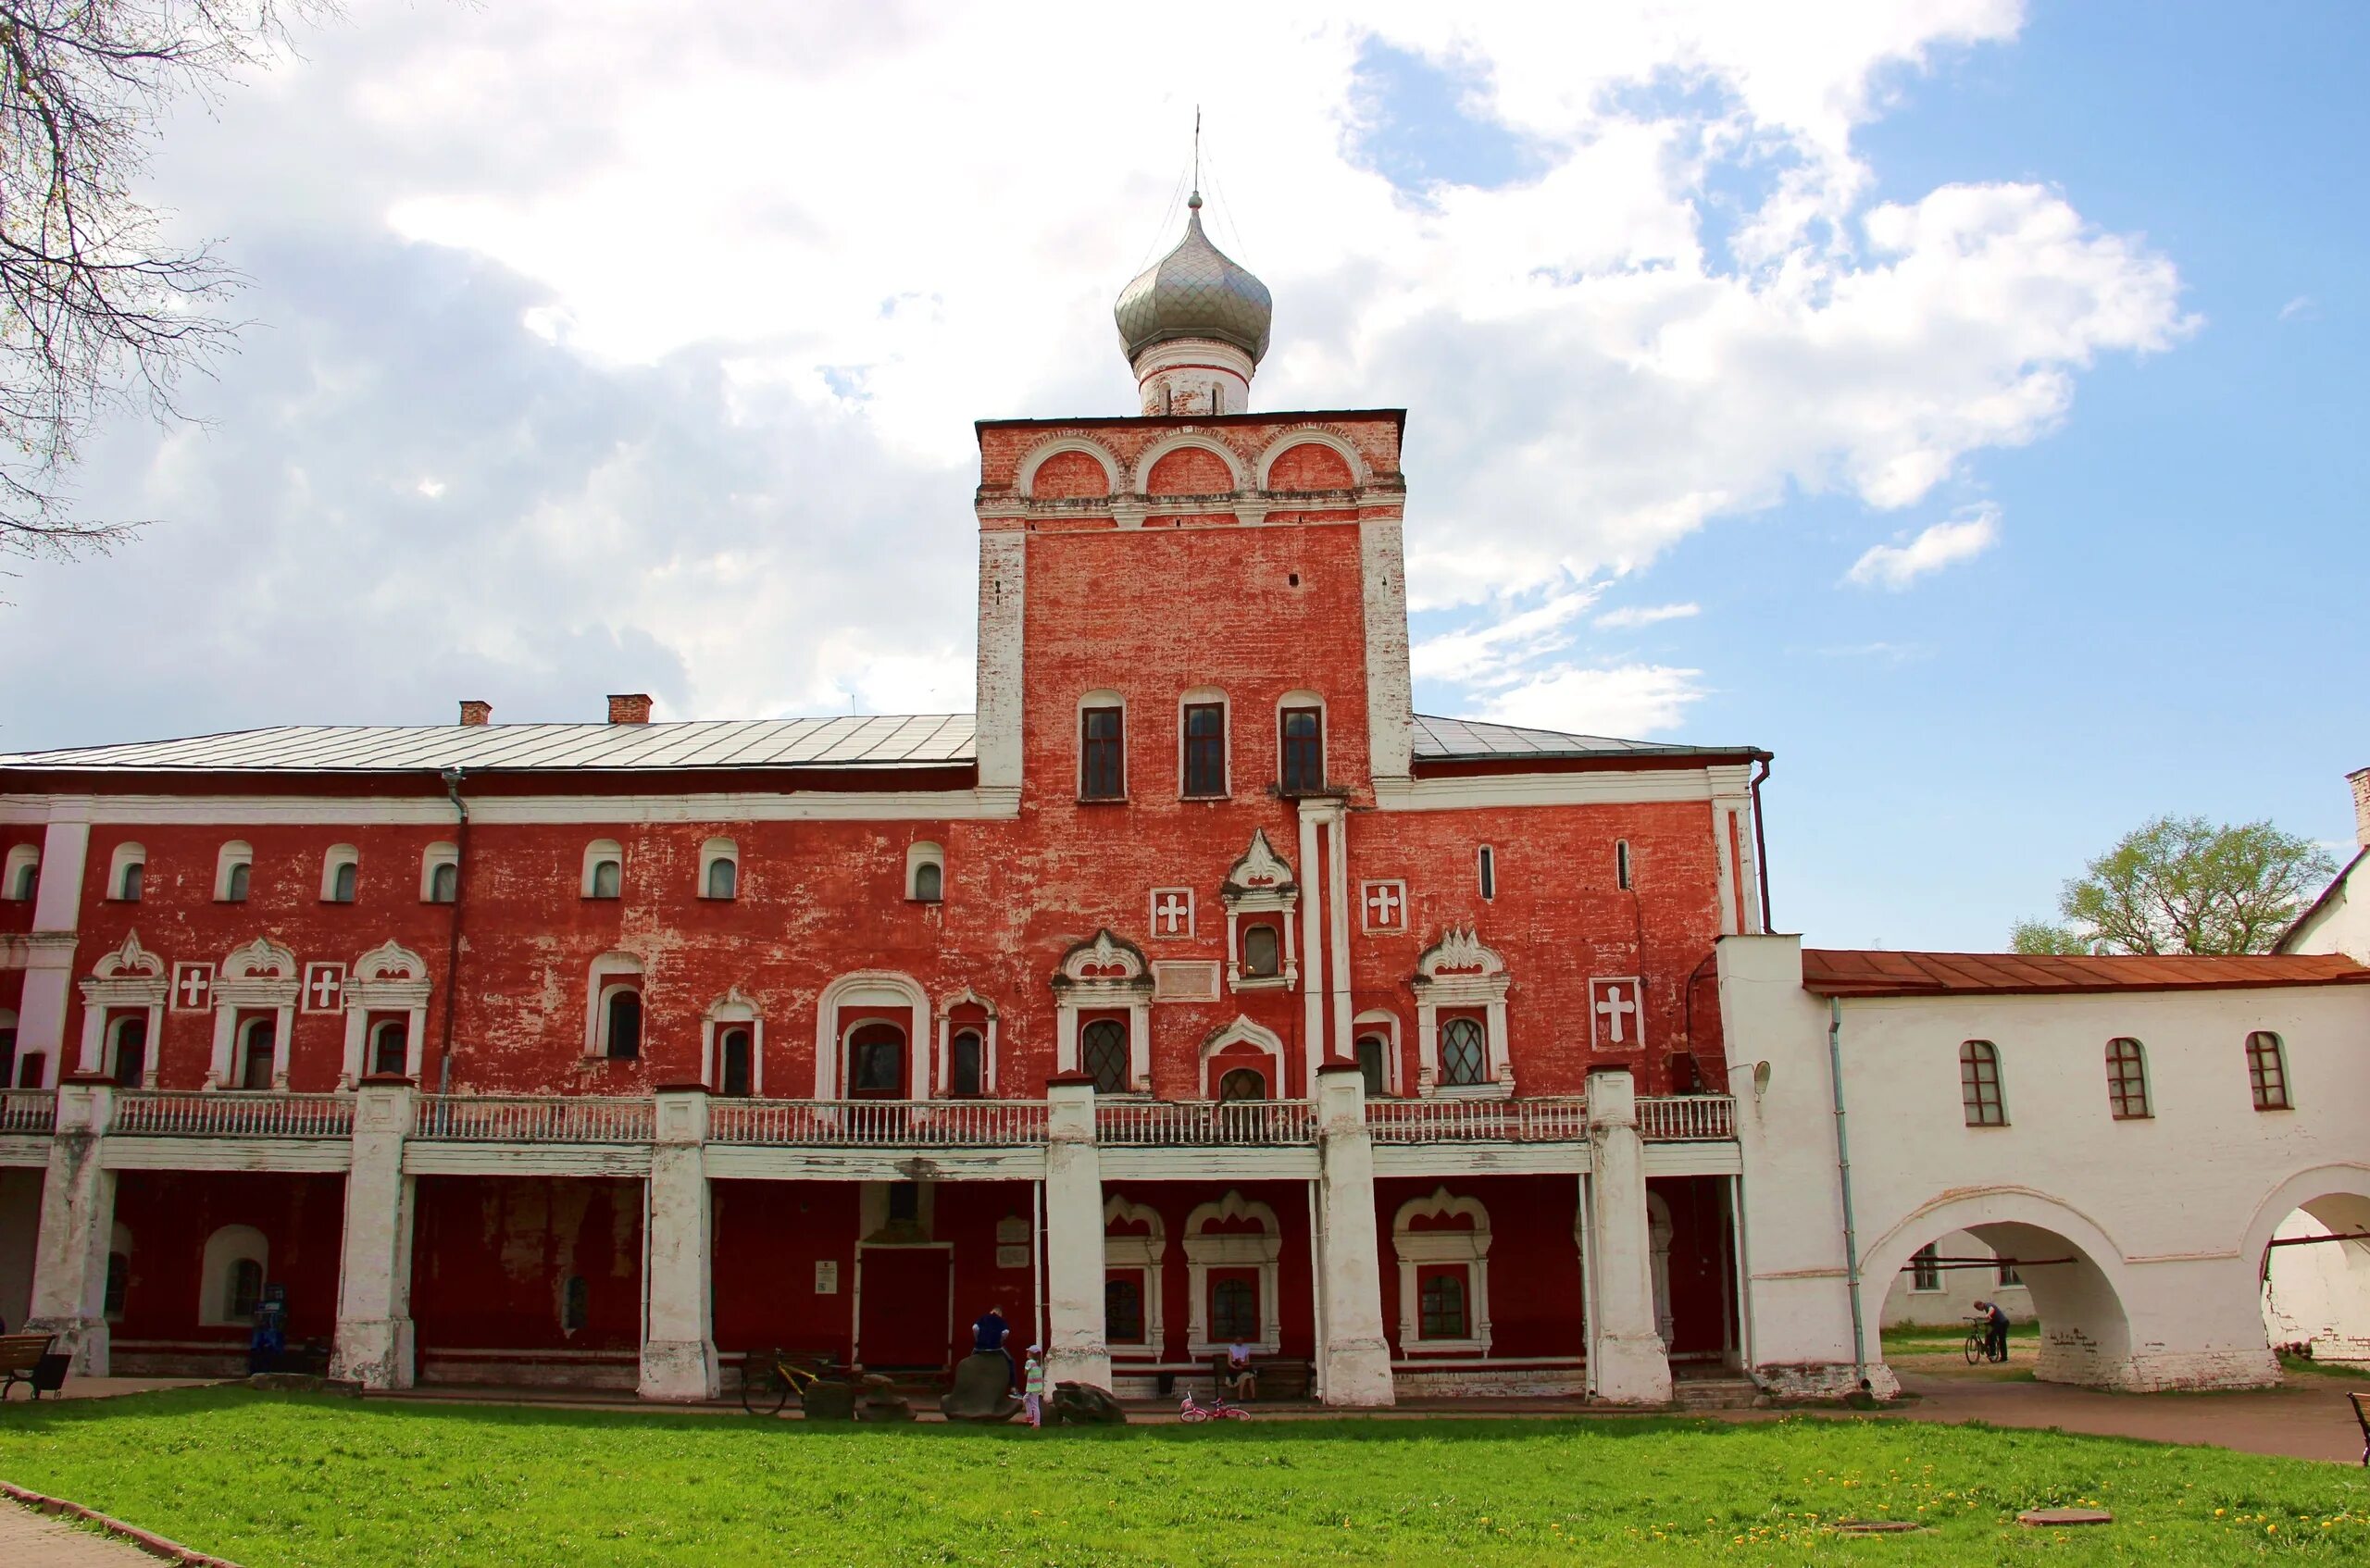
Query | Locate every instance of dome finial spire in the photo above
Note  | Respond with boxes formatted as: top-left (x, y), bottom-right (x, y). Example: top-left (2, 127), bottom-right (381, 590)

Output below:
top-left (1113, 116), bottom-right (1273, 417)
top-left (1191, 105), bottom-right (1202, 206)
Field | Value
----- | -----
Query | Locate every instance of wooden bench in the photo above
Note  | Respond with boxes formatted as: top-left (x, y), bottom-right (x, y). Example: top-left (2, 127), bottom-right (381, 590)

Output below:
top-left (0, 1331), bottom-right (66, 1400)
top-left (1209, 1352), bottom-right (1315, 1402)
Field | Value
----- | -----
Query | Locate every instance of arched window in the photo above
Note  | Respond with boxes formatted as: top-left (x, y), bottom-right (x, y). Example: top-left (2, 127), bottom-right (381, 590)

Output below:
top-left (1216, 1066), bottom-right (1267, 1102)
top-left (1440, 1016), bottom-right (1488, 1088)
top-left (1105, 1276), bottom-right (1144, 1344)
top-left (700, 838), bottom-right (739, 901)
top-left (109, 843), bottom-right (146, 902)
top-left (2, 845), bottom-right (36, 902)
top-left (238, 1017), bottom-right (277, 1090)
top-left (216, 841), bottom-right (252, 903)
top-left (950, 1028), bottom-right (984, 1097)
top-left (1960, 1040), bottom-right (2005, 1126)
top-left (907, 841), bottom-right (945, 902)
top-left (430, 861), bottom-right (458, 902)
top-left (847, 1023), bottom-right (905, 1096)
top-left (1615, 840), bottom-right (1633, 891)
top-left (582, 840), bottom-right (623, 899)
top-left (1079, 693), bottom-right (1126, 801)
top-left (1354, 1034), bottom-right (1388, 1099)
top-left (1180, 691), bottom-right (1228, 798)
top-left (109, 1015), bottom-right (148, 1087)
top-left (227, 1258), bottom-right (265, 1321)
top-left (370, 1018), bottom-right (409, 1077)
top-left (1241, 923), bottom-right (1280, 979)
top-left (2247, 1031), bottom-right (2290, 1110)
top-left (604, 989), bottom-right (642, 1061)
top-left (321, 845), bottom-right (359, 903)
top-left (198, 1226), bottom-right (268, 1325)
top-left (1278, 697), bottom-right (1325, 794)
top-left (1418, 1271), bottom-right (1468, 1340)
top-left (718, 1027), bottom-right (754, 1097)
top-left (1080, 1019), bottom-right (1129, 1093)
top-left (2104, 1038), bottom-right (2150, 1119)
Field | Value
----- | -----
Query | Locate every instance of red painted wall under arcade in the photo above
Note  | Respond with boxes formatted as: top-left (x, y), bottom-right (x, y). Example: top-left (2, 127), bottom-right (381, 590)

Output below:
top-left (109, 1169), bottom-right (346, 1371)
top-left (1375, 1174), bottom-right (1585, 1363)
top-left (1101, 1180), bottom-right (1316, 1368)
top-left (409, 1175), bottom-right (642, 1374)
top-left (1651, 1175), bottom-right (1740, 1360)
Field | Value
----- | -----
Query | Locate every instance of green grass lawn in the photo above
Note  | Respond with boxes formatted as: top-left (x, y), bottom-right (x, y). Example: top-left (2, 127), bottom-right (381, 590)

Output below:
top-left (1, 1388), bottom-right (2364, 1565)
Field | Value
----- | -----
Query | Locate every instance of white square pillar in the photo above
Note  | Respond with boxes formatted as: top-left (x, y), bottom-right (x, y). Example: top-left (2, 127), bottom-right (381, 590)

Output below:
top-left (1042, 1076), bottom-right (1109, 1389)
top-left (1314, 1062), bottom-right (1394, 1406)
top-left (1585, 1066), bottom-right (1672, 1403)
top-left (639, 1086), bottom-right (718, 1400)
top-left (26, 1080), bottom-right (117, 1373)
top-left (330, 1078), bottom-right (417, 1388)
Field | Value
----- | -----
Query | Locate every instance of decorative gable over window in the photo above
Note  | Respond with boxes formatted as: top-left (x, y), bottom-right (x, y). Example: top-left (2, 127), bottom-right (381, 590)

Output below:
top-left (1051, 928), bottom-right (1152, 1092)
top-left (1412, 927), bottom-right (1513, 1098)
top-left (1219, 828), bottom-right (1298, 993)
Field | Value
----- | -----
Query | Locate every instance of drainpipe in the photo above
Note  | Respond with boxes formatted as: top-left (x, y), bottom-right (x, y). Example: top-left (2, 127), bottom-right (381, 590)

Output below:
top-left (1748, 757), bottom-right (1773, 933)
top-left (1827, 995), bottom-right (1867, 1390)
top-left (437, 769), bottom-right (470, 1094)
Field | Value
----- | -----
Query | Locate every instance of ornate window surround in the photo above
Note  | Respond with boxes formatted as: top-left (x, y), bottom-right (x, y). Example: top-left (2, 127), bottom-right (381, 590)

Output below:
top-left (1050, 930), bottom-right (1151, 1092)
top-left (1352, 1008), bottom-right (1402, 1098)
top-left (1182, 1190), bottom-right (1282, 1354)
top-left (1102, 1194), bottom-right (1167, 1354)
top-left (1392, 1187), bottom-right (1494, 1355)
top-left (934, 987), bottom-right (998, 1096)
top-left (77, 931), bottom-right (167, 1086)
top-left (702, 987), bottom-right (764, 1095)
top-left (1197, 1014), bottom-right (1286, 1100)
top-left (813, 971), bottom-right (929, 1099)
top-left (342, 940), bottom-right (430, 1085)
top-left (584, 952), bottom-right (645, 1061)
top-left (208, 938), bottom-right (297, 1090)
top-left (1219, 829), bottom-right (1298, 993)
top-left (1412, 927), bottom-right (1513, 1099)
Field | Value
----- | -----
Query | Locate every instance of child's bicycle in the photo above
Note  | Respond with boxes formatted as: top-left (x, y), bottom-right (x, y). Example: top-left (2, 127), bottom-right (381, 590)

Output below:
top-left (1179, 1388), bottom-right (1252, 1423)
top-left (739, 1348), bottom-right (840, 1415)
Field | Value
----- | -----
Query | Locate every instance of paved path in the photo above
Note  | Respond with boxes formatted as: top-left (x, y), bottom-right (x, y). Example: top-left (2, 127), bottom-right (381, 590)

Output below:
top-left (0, 1500), bottom-right (165, 1566)
top-left (1888, 1363), bottom-right (2367, 1463)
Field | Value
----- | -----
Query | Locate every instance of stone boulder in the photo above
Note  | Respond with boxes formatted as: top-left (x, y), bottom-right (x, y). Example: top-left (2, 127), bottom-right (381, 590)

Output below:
top-left (940, 1352), bottom-right (1022, 1423)
top-left (854, 1372), bottom-right (916, 1423)
top-left (1048, 1381), bottom-right (1126, 1425)
top-left (800, 1380), bottom-right (857, 1421)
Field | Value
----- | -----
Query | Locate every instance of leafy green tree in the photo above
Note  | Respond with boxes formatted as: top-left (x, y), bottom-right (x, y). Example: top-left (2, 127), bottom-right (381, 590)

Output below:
top-left (2012, 815), bottom-right (2339, 956)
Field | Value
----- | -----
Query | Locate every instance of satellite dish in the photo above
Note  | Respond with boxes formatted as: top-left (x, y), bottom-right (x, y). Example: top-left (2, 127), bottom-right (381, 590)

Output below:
top-left (1751, 1061), bottom-right (1773, 1099)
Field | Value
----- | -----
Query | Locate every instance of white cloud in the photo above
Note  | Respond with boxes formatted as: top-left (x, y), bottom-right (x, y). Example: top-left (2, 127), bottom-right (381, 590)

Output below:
top-left (1474, 664), bottom-right (1707, 738)
top-left (1593, 602), bottom-right (1700, 629)
top-left (1845, 505), bottom-right (2000, 589)
top-left (415, 477), bottom-right (446, 499)
top-left (2278, 294), bottom-right (2315, 322)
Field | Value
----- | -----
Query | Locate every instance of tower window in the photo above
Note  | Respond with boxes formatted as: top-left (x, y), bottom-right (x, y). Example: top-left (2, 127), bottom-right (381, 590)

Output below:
top-left (1182, 702), bottom-right (1228, 797)
top-left (1279, 706), bottom-right (1324, 793)
top-left (1477, 845), bottom-right (1496, 902)
top-left (1080, 704), bottom-right (1126, 800)
top-left (1615, 840), bottom-right (1633, 891)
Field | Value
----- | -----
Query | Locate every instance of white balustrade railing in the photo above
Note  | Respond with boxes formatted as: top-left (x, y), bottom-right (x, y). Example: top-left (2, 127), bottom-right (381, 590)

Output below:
top-left (0, 1089), bottom-right (57, 1136)
top-left (413, 1095), bottom-right (653, 1143)
top-left (706, 1099), bottom-right (1048, 1147)
top-left (111, 1090), bottom-right (355, 1139)
top-left (1635, 1095), bottom-right (1736, 1141)
top-left (1095, 1098), bottom-right (1315, 1146)
top-left (1366, 1095), bottom-right (1591, 1143)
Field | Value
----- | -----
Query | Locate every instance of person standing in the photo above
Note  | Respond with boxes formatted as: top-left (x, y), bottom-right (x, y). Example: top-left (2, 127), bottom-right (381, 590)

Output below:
top-left (1976, 1299), bottom-right (2011, 1363)
top-left (1023, 1344), bottom-right (1049, 1429)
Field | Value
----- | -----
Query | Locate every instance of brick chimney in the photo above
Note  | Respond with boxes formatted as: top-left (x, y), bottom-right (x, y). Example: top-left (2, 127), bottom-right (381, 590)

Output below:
top-left (457, 700), bottom-right (493, 728)
top-left (607, 692), bottom-right (654, 726)
top-left (2350, 765), bottom-right (2370, 849)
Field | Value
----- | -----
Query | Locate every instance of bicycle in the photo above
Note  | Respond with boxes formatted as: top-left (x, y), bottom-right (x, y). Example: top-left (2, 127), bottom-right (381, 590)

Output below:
top-left (1179, 1388), bottom-right (1251, 1423)
top-left (1963, 1317), bottom-right (2008, 1365)
top-left (738, 1348), bottom-right (839, 1415)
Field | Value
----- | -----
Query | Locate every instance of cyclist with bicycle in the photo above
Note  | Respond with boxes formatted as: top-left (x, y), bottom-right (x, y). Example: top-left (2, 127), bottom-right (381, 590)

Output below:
top-left (1974, 1298), bottom-right (2010, 1363)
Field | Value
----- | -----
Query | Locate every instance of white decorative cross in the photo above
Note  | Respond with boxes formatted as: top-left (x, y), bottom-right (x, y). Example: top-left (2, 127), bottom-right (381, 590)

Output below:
top-left (1595, 985), bottom-right (1639, 1044)
top-left (177, 968), bottom-right (210, 1007)
top-left (308, 967), bottom-right (343, 1009)
top-left (1365, 883), bottom-right (1402, 926)
top-left (1153, 891), bottom-right (1191, 936)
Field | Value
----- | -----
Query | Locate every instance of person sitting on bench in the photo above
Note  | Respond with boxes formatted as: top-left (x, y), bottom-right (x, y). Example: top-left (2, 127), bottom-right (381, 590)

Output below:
top-left (1223, 1341), bottom-right (1257, 1401)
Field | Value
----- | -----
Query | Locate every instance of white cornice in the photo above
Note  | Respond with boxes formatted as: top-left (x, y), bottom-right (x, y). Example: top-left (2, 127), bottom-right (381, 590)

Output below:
top-left (1376, 769), bottom-right (1728, 812)
top-left (0, 786), bottom-right (1020, 828)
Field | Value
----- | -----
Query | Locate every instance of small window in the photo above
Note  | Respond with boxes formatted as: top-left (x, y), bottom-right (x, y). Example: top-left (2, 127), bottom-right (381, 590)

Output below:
top-left (2104, 1038), bottom-right (2150, 1120)
top-left (422, 842), bottom-right (460, 903)
top-left (369, 1019), bottom-right (408, 1077)
top-left (1080, 703), bottom-right (1126, 800)
top-left (1080, 1019), bottom-right (1129, 1093)
top-left (110, 843), bottom-right (146, 902)
top-left (583, 840), bottom-right (624, 900)
top-left (1354, 1034), bottom-right (1387, 1099)
top-left (216, 841), bottom-right (253, 903)
top-left (906, 841), bottom-right (945, 902)
top-left (701, 838), bottom-right (739, 901)
top-left (1210, 1276), bottom-right (1258, 1341)
top-left (1996, 1259), bottom-right (2023, 1288)
top-left (1241, 923), bottom-right (1281, 979)
top-left (1418, 1270), bottom-right (1468, 1339)
top-left (1279, 705), bottom-right (1324, 793)
top-left (1441, 1016), bottom-right (1488, 1087)
top-left (1182, 701), bottom-right (1228, 797)
top-left (110, 1016), bottom-right (148, 1087)
top-left (3, 845), bottom-right (37, 902)
top-left (1105, 1276), bottom-right (1144, 1343)
top-left (848, 1023), bottom-right (905, 1095)
top-left (950, 1028), bottom-right (984, 1097)
top-left (560, 1275), bottom-right (589, 1334)
top-left (322, 845), bottom-right (359, 903)
top-left (1960, 1040), bottom-right (2005, 1126)
top-left (105, 1251), bottom-right (130, 1319)
top-left (238, 1018), bottom-right (277, 1090)
top-left (604, 989), bottom-right (642, 1061)
top-left (2247, 1031), bottom-right (2290, 1111)
top-left (718, 1027), bottom-right (754, 1097)
top-left (1217, 1066), bottom-right (1267, 1101)
top-left (1477, 844), bottom-right (1495, 902)
top-left (1615, 840), bottom-right (1633, 891)
top-left (227, 1258), bottom-right (265, 1321)
top-left (1910, 1244), bottom-right (1941, 1291)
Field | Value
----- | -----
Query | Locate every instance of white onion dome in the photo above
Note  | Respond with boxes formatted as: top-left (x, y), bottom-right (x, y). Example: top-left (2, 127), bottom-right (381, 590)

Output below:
top-left (1113, 193), bottom-right (1273, 367)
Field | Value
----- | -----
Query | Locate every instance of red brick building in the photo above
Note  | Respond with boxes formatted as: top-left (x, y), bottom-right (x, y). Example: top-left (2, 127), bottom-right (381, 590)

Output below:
top-left (0, 195), bottom-right (1767, 1402)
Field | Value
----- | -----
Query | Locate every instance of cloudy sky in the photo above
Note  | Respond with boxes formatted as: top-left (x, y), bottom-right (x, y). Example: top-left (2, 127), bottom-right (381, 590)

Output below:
top-left (3, 1), bottom-right (2364, 948)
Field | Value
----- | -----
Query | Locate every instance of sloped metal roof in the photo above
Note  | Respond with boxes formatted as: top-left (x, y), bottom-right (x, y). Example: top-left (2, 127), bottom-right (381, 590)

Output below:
top-left (1802, 948), bottom-right (2370, 998)
top-left (1409, 716), bottom-right (1755, 761)
top-left (0, 716), bottom-right (978, 774)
